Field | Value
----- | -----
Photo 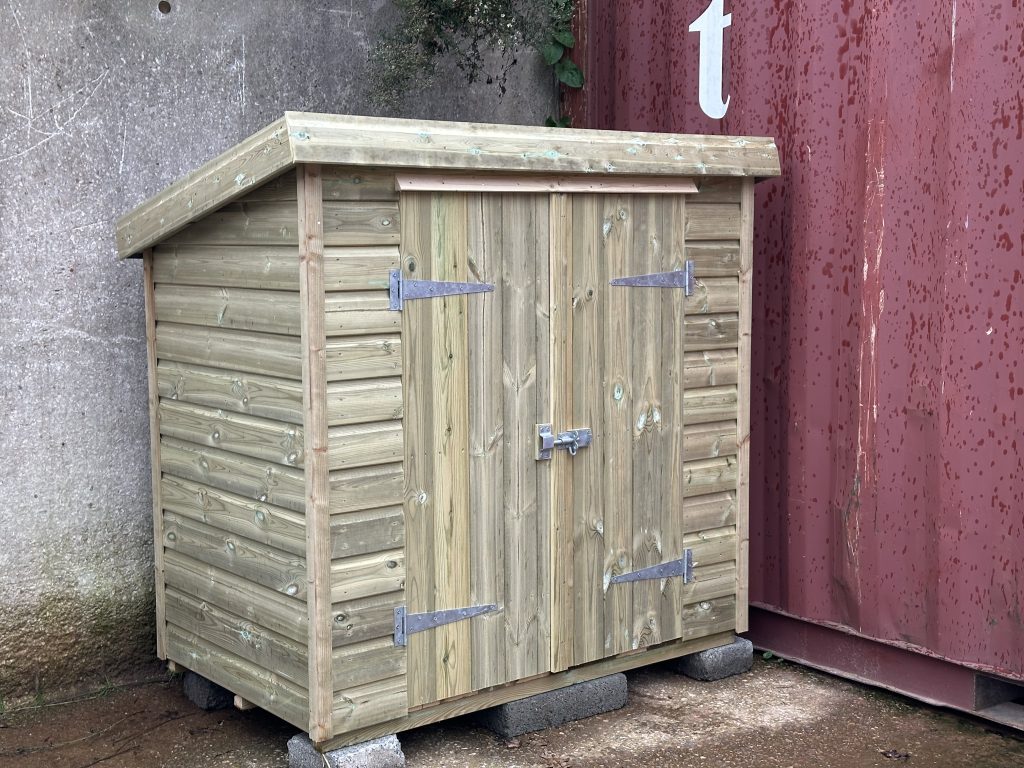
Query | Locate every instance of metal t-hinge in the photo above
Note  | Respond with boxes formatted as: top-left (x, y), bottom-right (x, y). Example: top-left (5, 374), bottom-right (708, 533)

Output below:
top-left (609, 260), bottom-right (696, 297)
top-left (389, 269), bottom-right (494, 310)
top-left (609, 549), bottom-right (694, 586)
top-left (536, 423), bottom-right (593, 460)
top-left (393, 603), bottom-right (498, 647)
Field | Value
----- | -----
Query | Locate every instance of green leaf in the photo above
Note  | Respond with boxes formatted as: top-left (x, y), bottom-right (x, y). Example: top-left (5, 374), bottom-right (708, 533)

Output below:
top-left (544, 116), bottom-right (558, 127)
top-left (557, 115), bottom-right (572, 128)
top-left (554, 58), bottom-right (584, 88)
top-left (553, 29), bottom-right (575, 48)
top-left (540, 42), bottom-right (565, 66)
top-left (762, 650), bottom-right (774, 660)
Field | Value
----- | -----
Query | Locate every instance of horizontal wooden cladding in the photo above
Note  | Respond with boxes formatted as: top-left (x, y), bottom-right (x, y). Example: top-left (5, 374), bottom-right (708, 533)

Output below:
top-left (157, 324), bottom-right (301, 380)
top-left (157, 325), bottom-right (402, 381)
top-left (329, 463), bottom-right (404, 514)
top-left (150, 244), bottom-right (397, 291)
top-left (158, 361), bottom-right (303, 425)
top-left (331, 506), bottom-right (404, 559)
top-left (166, 624), bottom-right (308, 730)
top-left (323, 201), bottom-right (399, 246)
top-left (685, 204), bottom-right (742, 240)
top-left (396, 173), bottom-right (698, 194)
top-left (163, 510), bottom-right (306, 598)
top-left (684, 526), bottom-right (737, 568)
top-left (152, 245), bottom-right (300, 289)
top-left (331, 549), bottom-right (405, 602)
top-left (675, 595), bottom-right (737, 639)
top-left (165, 550), bottom-right (307, 643)
top-left (326, 378), bottom-right (403, 426)
top-left (333, 676), bottom-right (407, 735)
top-left (162, 474), bottom-right (305, 556)
top-left (324, 292), bottom-right (399, 337)
top-left (685, 313), bottom-right (738, 351)
top-left (165, 587), bottom-right (308, 687)
top-left (682, 350), bottom-right (739, 388)
top-left (161, 437), bottom-right (305, 512)
top-left (328, 421), bottom-right (402, 469)
top-left (160, 400), bottom-right (304, 468)
top-left (684, 386), bottom-right (738, 425)
top-left (679, 560), bottom-right (738, 605)
top-left (693, 177), bottom-right (743, 203)
top-left (683, 491), bottom-right (738, 534)
top-left (332, 592), bottom-right (402, 648)
top-left (683, 420), bottom-right (738, 461)
top-left (333, 637), bottom-right (406, 691)
top-left (245, 168), bottom-right (399, 202)
top-left (687, 243), bottom-right (741, 276)
top-left (686, 277), bottom-right (739, 315)
top-left (155, 285), bottom-right (301, 336)
top-left (683, 456), bottom-right (738, 497)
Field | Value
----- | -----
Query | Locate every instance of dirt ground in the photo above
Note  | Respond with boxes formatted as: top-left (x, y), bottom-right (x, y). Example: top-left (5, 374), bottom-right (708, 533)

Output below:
top-left (2, 658), bottom-right (1022, 768)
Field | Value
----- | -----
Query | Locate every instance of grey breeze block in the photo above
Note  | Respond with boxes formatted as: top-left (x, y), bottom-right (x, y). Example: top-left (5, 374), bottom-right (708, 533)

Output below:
top-left (182, 670), bottom-right (233, 711)
top-left (475, 673), bottom-right (629, 739)
top-left (288, 733), bottom-right (405, 768)
top-left (673, 637), bottom-right (754, 681)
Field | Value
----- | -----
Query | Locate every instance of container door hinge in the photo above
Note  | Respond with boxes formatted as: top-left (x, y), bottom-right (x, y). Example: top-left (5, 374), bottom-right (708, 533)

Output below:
top-left (393, 603), bottom-right (498, 647)
top-left (609, 260), bottom-right (695, 297)
top-left (389, 269), bottom-right (494, 310)
top-left (608, 549), bottom-right (694, 588)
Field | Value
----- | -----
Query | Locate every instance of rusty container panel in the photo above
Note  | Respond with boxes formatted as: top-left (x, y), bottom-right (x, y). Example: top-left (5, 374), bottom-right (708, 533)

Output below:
top-left (570, 0), bottom-right (1024, 681)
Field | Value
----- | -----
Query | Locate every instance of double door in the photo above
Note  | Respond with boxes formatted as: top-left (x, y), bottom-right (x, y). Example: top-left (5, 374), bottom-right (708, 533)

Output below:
top-left (401, 187), bottom-right (740, 708)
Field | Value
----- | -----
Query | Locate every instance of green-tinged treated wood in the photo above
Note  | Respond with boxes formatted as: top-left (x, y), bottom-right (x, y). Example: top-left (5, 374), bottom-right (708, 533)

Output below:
top-left (685, 243), bottom-right (742, 275)
top-left (160, 437), bottom-right (306, 512)
top-left (165, 623), bottom-right (309, 730)
top-left (326, 421), bottom-right (402, 470)
top-left (326, 335), bottom-right (402, 381)
top-left (246, 167), bottom-right (399, 202)
top-left (164, 202), bottom-right (300, 246)
top-left (685, 204), bottom-right (742, 240)
top-left (684, 313), bottom-right (739, 351)
top-left (165, 587), bottom-right (308, 687)
top-left (684, 277), bottom-right (739, 315)
top-left (324, 292), bottom-right (398, 336)
top-left (735, 178), bottom-right (755, 633)
top-left (323, 201), bottom-right (400, 246)
top-left (683, 456), bottom-right (739, 497)
top-left (159, 400), bottom-right (304, 467)
top-left (679, 561), bottom-right (738, 605)
top-left (682, 350), bottom-right (739, 388)
top-left (163, 511), bottom-right (306, 598)
top-left (323, 247), bottom-right (400, 291)
top-left (330, 550), bottom-right (405, 603)
top-left (331, 592), bottom-right (403, 648)
top-left (333, 638), bottom-right (406, 691)
top-left (683, 420), bottom-right (739, 461)
top-left (299, 164), bottom-right (334, 742)
top-left (164, 550), bottom-right (307, 643)
top-left (683, 492), bottom-right (738, 534)
top-left (332, 677), bottom-right (407, 735)
top-left (144, 252), bottom-right (166, 658)
top-left (161, 474), bottom-right (305, 556)
top-left (326, 378), bottom-right (403, 426)
top-left (158, 361), bottom-right (304, 425)
top-left (155, 284), bottom-right (302, 335)
top-left (317, 630), bottom-right (735, 751)
top-left (157, 324), bottom-right (302, 380)
top-left (683, 385), bottom-right (739, 425)
top-left (328, 463), bottom-right (404, 514)
top-left (330, 506), bottom-right (404, 560)
top-left (685, 527), bottom-right (738, 567)
top-left (117, 118), bottom-right (292, 258)
top-left (152, 245), bottom-right (301, 289)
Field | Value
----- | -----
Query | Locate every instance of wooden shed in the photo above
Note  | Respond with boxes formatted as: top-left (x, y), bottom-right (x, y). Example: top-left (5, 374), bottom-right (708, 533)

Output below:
top-left (117, 112), bottom-right (780, 751)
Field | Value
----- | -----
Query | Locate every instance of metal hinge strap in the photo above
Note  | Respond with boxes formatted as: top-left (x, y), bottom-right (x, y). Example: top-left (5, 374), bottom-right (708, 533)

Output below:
top-left (393, 603), bottom-right (498, 647)
top-left (389, 269), bottom-right (494, 310)
top-left (609, 549), bottom-right (694, 586)
top-left (609, 260), bottom-right (696, 297)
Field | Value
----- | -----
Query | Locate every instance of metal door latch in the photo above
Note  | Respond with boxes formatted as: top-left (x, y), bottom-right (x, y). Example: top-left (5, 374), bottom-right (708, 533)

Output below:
top-left (536, 423), bottom-right (593, 460)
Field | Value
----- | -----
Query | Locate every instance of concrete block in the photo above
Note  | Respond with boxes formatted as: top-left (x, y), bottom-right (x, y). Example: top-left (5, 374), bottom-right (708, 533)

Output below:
top-left (475, 673), bottom-right (628, 739)
top-left (182, 671), bottom-right (233, 711)
top-left (673, 637), bottom-right (753, 681)
top-left (287, 734), bottom-right (405, 768)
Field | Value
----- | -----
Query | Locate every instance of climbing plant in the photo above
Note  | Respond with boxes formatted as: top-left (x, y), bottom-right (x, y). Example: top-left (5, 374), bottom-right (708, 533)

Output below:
top-left (368, 0), bottom-right (583, 123)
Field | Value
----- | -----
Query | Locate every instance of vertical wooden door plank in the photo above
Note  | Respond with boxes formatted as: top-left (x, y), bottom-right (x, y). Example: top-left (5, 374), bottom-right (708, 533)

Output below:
top-left (600, 195), bottom-right (634, 658)
top-left (532, 192), bottom-right (552, 672)
top-left (299, 164), bottom-right (332, 742)
top-left (429, 192), bottom-right (472, 702)
top-left (735, 179), bottom-right (754, 633)
top-left (569, 194), bottom-right (604, 666)
top-left (143, 249), bottom-right (167, 660)
top-left (402, 193), bottom-right (437, 707)
top-left (468, 193), bottom-right (506, 691)
top-left (660, 194), bottom-right (688, 642)
top-left (548, 193), bottom-right (574, 673)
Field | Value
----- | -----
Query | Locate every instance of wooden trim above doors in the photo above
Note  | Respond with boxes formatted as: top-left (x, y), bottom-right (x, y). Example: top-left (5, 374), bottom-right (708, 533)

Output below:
top-left (395, 173), bottom-right (699, 195)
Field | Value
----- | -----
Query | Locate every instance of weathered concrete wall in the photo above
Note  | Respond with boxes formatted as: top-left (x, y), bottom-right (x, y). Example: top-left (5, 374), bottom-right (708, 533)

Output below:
top-left (0, 0), bottom-right (554, 704)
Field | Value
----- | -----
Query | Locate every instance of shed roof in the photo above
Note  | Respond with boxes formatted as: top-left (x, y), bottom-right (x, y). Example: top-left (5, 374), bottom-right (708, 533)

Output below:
top-left (116, 112), bottom-right (780, 259)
